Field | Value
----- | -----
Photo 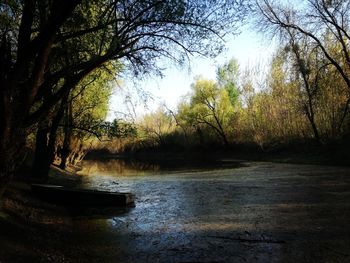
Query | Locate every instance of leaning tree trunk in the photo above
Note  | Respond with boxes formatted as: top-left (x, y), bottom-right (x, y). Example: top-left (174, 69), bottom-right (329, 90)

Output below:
top-left (213, 114), bottom-right (229, 147)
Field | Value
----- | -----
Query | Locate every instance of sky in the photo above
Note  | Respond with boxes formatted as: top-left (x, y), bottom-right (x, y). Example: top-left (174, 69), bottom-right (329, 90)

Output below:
top-left (107, 26), bottom-right (277, 121)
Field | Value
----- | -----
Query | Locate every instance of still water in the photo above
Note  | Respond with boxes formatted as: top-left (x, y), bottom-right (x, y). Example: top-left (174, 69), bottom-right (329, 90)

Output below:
top-left (77, 157), bottom-right (243, 191)
top-left (69, 159), bottom-right (350, 263)
top-left (79, 157), bottom-right (243, 177)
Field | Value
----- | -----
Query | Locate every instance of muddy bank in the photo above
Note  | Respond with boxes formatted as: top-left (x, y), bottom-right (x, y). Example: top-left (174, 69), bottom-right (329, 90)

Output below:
top-left (1, 161), bottom-right (350, 262)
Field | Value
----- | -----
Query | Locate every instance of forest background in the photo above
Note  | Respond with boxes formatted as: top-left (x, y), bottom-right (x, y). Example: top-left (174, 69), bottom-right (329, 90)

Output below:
top-left (87, 0), bottom-right (350, 165)
top-left (1, 0), bottom-right (350, 192)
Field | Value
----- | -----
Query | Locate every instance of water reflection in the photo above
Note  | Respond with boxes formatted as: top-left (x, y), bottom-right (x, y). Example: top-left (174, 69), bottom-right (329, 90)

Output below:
top-left (79, 159), bottom-right (160, 177)
top-left (78, 158), bottom-right (243, 177)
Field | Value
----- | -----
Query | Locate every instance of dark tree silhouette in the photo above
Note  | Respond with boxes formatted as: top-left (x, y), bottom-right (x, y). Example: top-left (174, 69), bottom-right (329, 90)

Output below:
top-left (0, 0), bottom-right (248, 197)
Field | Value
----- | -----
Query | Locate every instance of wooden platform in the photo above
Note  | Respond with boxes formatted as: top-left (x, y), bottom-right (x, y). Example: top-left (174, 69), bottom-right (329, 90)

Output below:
top-left (31, 184), bottom-right (135, 207)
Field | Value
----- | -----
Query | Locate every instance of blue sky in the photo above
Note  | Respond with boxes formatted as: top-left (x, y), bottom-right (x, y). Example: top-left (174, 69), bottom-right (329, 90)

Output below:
top-left (107, 27), bottom-right (277, 121)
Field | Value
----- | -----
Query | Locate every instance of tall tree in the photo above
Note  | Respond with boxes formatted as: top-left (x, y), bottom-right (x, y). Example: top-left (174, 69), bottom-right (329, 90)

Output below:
top-left (256, 0), bottom-right (350, 141)
top-left (0, 0), bottom-right (82, 196)
top-left (0, 0), bottom-right (249, 196)
top-left (283, 34), bottom-right (324, 143)
top-left (256, 0), bottom-right (350, 108)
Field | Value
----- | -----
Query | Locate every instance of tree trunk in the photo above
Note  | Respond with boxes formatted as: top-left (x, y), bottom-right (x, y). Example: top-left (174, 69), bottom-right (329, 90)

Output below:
top-left (195, 125), bottom-right (205, 145)
top-left (219, 131), bottom-right (229, 147)
top-left (31, 121), bottom-right (51, 182)
top-left (309, 115), bottom-right (321, 144)
top-left (47, 101), bottom-right (65, 164)
top-left (305, 105), bottom-right (321, 144)
top-left (0, 0), bottom-right (80, 199)
top-left (60, 100), bottom-right (73, 170)
top-left (212, 113), bottom-right (229, 147)
top-left (31, 96), bottom-right (66, 181)
top-left (289, 36), bottom-right (321, 144)
top-left (0, 118), bottom-right (27, 199)
top-left (0, 148), bottom-right (17, 198)
top-left (0, 79), bottom-right (28, 199)
top-left (59, 143), bottom-right (70, 170)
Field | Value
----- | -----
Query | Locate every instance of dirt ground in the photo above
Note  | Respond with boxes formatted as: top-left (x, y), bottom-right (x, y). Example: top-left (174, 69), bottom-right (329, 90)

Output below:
top-left (1, 161), bottom-right (350, 262)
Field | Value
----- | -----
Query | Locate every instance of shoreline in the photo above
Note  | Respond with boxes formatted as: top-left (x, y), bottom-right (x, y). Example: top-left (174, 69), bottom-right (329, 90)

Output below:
top-left (85, 145), bottom-right (350, 167)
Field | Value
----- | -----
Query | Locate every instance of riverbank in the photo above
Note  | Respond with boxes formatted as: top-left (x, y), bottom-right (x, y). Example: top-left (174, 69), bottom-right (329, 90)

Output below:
top-left (0, 164), bottom-right (132, 262)
top-left (1, 166), bottom-right (82, 225)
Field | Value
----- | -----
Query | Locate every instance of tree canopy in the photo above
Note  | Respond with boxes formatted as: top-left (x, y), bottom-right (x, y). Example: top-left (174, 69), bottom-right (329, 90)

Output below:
top-left (0, 0), bottom-right (249, 194)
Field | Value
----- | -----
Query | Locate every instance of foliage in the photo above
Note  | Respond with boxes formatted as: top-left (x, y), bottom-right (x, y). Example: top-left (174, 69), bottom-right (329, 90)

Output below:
top-left (118, 49), bottom-right (350, 152)
top-left (0, 0), bottom-right (249, 192)
top-left (255, 0), bottom-right (350, 144)
top-left (217, 58), bottom-right (240, 105)
top-left (189, 78), bottom-right (234, 136)
top-left (52, 66), bottom-right (117, 167)
top-left (138, 106), bottom-right (176, 147)
top-left (105, 119), bottom-right (137, 139)
top-left (178, 61), bottom-right (241, 146)
top-left (133, 61), bottom-right (241, 149)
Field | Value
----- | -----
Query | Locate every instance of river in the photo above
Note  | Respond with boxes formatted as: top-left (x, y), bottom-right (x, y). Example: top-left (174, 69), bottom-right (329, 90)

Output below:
top-left (1, 159), bottom-right (350, 262)
top-left (71, 159), bottom-right (350, 263)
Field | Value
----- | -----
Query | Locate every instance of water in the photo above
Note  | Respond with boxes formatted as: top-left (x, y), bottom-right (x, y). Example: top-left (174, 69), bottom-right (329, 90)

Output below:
top-left (79, 157), bottom-right (243, 177)
top-left (77, 158), bottom-right (244, 191)
top-left (46, 160), bottom-right (350, 261)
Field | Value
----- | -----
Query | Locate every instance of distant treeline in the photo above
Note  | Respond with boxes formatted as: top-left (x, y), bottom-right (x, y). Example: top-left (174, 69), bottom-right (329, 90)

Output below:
top-left (97, 52), bottom-right (350, 156)
top-left (96, 1), bottom-right (350, 158)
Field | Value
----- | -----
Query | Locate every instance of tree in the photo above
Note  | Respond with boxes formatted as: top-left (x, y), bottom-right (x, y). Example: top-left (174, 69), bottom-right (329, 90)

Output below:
top-left (0, 0), bottom-right (82, 196)
top-left (58, 67), bottom-right (115, 170)
top-left (139, 106), bottom-right (175, 147)
top-left (0, 0), bottom-right (249, 196)
top-left (31, 66), bottom-right (116, 180)
top-left (185, 77), bottom-right (236, 147)
top-left (106, 119), bottom-right (137, 139)
top-left (217, 58), bottom-right (240, 105)
top-left (279, 37), bottom-right (324, 143)
top-left (31, 94), bottom-right (68, 181)
top-left (256, 0), bottom-right (350, 113)
top-left (175, 60), bottom-right (241, 147)
top-left (256, 0), bottom-right (350, 141)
